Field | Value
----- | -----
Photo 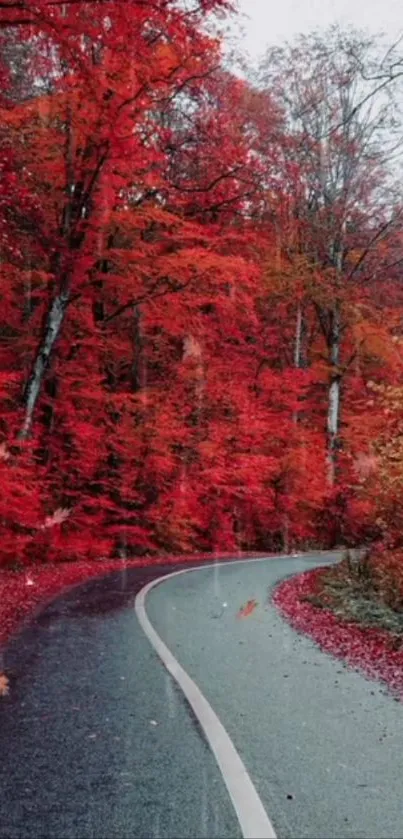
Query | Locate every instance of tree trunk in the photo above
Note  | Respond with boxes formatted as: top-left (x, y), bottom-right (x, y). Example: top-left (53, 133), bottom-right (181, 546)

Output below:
top-left (132, 304), bottom-right (146, 393)
top-left (283, 301), bottom-right (307, 552)
top-left (19, 288), bottom-right (70, 440)
top-left (294, 303), bottom-right (304, 369)
top-left (292, 301), bottom-right (306, 419)
top-left (327, 302), bottom-right (341, 485)
top-left (19, 105), bottom-right (75, 441)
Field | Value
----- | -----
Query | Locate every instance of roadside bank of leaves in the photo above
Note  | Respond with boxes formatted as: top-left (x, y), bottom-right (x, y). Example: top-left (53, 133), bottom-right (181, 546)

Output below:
top-left (273, 550), bottom-right (403, 698)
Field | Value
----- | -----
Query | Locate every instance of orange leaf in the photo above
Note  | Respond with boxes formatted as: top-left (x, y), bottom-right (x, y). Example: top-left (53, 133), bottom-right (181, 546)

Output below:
top-left (0, 674), bottom-right (10, 697)
top-left (237, 599), bottom-right (258, 619)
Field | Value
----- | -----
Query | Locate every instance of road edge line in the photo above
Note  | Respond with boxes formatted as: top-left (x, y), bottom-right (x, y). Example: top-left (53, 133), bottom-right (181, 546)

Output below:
top-left (135, 556), bottom-right (287, 839)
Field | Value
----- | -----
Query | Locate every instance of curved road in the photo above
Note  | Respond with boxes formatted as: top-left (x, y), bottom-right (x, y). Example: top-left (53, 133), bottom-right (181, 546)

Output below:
top-left (1, 553), bottom-right (403, 838)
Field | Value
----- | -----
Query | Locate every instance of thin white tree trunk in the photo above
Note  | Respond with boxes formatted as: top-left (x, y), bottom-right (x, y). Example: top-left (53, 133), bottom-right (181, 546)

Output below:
top-left (283, 302), bottom-right (305, 552)
top-left (19, 106), bottom-right (76, 441)
top-left (327, 302), bottom-right (341, 485)
top-left (292, 302), bottom-right (304, 422)
top-left (19, 289), bottom-right (70, 440)
top-left (294, 303), bottom-right (303, 369)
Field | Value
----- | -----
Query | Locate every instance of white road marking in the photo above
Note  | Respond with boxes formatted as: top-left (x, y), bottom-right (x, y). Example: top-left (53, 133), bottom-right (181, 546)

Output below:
top-left (135, 553), bottom-right (339, 839)
top-left (135, 556), bottom-right (298, 839)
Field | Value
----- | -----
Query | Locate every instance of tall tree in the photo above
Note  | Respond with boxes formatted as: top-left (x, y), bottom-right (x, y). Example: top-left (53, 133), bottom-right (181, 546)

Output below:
top-left (258, 24), bottom-right (403, 484)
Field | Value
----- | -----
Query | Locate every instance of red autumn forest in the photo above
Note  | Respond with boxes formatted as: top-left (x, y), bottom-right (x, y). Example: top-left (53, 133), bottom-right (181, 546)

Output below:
top-left (1, 0), bottom-right (403, 585)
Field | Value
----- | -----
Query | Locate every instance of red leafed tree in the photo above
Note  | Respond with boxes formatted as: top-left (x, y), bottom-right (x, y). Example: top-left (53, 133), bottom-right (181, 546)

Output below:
top-left (0, 0), bottom-right (260, 563)
top-left (1, 5), bottom-right (403, 568)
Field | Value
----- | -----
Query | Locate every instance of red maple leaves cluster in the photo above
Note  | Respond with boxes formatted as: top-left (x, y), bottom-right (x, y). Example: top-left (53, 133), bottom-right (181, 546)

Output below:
top-left (0, 2), bottom-right (403, 571)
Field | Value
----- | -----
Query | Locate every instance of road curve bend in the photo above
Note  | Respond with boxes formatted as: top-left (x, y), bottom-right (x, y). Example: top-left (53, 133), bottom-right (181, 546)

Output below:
top-left (136, 562), bottom-right (278, 839)
top-left (139, 553), bottom-right (403, 839)
top-left (3, 552), bottom-right (403, 839)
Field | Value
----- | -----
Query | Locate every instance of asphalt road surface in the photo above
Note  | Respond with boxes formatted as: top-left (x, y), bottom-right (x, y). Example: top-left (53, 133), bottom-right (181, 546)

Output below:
top-left (2, 553), bottom-right (403, 839)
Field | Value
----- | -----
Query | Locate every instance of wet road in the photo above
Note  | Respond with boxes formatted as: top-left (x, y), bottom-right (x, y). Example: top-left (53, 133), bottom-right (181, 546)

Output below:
top-left (146, 554), bottom-right (403, 839)
top-left (0, 563), bottom-right (241, 839)
top-left (2, 553), bottom-right (403, 839)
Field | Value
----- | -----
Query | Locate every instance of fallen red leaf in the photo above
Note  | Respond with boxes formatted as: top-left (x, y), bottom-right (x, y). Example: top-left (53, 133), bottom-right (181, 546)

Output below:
top-left (237, 599), bottom-right (258, 618)
top-left (0, 673), bottom-right (9, 697)
top-left (0, 553), bottom-right (269, 649)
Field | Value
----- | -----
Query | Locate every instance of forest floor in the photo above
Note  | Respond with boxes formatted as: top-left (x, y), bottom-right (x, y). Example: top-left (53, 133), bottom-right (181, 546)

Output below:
top-left (273, 552), bottom-right (403, 698)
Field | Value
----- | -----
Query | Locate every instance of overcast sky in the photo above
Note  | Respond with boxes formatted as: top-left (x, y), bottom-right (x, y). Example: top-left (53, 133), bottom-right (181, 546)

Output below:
top-left (234, 0), bottom-right (403, 57)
